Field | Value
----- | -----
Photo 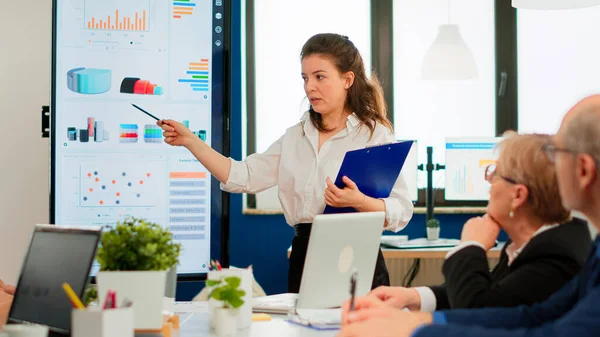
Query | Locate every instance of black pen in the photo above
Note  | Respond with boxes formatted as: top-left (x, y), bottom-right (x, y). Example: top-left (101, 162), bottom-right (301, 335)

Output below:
top-left (350, 270), bottom-right (357, 311)
top-left (131, 103), bottom-right (160, 121)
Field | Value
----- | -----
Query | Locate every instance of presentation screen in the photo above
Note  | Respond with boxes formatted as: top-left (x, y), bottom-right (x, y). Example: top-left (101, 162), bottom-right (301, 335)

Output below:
top-left (445, 137), bottom-right (503, 201)
top-left (50, 0), bottom-right (229, 276)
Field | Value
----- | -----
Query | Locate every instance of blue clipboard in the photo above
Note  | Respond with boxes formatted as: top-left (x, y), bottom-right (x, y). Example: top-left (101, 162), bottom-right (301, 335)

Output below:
top-left (324, 140), bottom-right (414, 214)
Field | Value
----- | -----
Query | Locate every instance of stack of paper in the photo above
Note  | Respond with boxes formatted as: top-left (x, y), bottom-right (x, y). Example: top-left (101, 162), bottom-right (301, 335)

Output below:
top-left (252, 293), bottom-right (298, 314)
top-left (288, 308), bottom-right (341, 330)
top-left (381, 238), bottom-right (461, 249)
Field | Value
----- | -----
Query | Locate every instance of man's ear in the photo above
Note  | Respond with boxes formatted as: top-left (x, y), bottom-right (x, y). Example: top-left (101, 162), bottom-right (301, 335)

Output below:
top-left (578, 153), bottom-right (597, 189)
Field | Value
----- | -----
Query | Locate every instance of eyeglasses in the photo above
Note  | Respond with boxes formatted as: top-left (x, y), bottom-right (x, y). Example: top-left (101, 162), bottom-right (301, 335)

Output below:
top-left (484, 164), bottom-right (519, 185)
top-left (542, 144), bottom-right (577, 163)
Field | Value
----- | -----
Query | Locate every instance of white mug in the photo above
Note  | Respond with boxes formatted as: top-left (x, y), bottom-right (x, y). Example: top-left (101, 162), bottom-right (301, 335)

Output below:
top-left (2, 324), bottom-right (49, 337)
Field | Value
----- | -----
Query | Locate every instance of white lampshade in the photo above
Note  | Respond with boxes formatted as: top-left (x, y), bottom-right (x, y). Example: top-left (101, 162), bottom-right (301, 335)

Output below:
top-left (421, 24), bottom-right (478, 80)
top-left (512, 0), bottom-right (600, 9)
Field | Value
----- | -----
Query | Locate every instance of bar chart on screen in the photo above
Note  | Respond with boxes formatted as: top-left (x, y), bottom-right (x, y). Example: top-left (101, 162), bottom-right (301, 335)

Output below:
top-left (445, 138), bottom-right (502, 201)
top-left (84, 0), bottom-right (150, 32)
top-left (172, 0), bottom-right (197, 19)
top-left (177, 59), bottom-right (210, 96)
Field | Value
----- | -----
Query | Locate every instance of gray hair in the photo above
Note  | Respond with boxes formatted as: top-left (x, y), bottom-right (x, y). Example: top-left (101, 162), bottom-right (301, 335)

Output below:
top-left (563, 106), bottom-right (600, 169)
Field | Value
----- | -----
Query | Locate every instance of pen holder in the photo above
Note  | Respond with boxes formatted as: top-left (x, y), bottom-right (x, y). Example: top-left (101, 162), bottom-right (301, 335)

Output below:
top-left (96, 270), bottom-right (167, 330)
top-left (207, 268), bottom-right (252, 330)
top-left (71, 307), bottom-right (134, 337)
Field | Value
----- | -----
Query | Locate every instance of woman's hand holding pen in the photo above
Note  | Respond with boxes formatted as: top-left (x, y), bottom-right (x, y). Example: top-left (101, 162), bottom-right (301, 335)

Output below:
top-left (157, 119), bottom-right (200, 148)
top-left (339, 296), bottom-right (433, 337)
top-left (325, 176), bottom-right (366, 209)
top-left (157, 119), bottom-right (231, 183)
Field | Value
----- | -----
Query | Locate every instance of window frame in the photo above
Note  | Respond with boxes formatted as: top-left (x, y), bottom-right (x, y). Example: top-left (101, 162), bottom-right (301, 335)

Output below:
top-left (244, 0), bottom-right (517, 210)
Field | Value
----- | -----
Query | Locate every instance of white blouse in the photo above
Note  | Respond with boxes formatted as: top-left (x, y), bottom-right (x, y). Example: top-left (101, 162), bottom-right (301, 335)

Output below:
top-left (221, 112), bottom-right (414, 231)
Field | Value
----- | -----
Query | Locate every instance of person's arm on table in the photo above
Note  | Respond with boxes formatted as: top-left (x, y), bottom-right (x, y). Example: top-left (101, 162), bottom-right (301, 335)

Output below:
top-left (415, 285), bottom-right (600, 337)
top-left (339, 283), bottom-right (598, 337)
top-left (0, 280), bottom-right (14, 295)
top-left (0, 288), bottom-right (13, 329)
top-left (437, 271), bottom-right (581, 329)
top-left (445, 242), bottom-right (579, 309)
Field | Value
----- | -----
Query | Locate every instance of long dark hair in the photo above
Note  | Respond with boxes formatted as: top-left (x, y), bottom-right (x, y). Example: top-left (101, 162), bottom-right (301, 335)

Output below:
top-left (300, 33), bottom-right (393, 137)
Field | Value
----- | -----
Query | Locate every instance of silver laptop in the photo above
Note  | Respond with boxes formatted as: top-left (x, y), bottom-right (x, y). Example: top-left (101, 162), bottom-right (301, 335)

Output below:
top-left (253, 211), bottom-right (385, 313)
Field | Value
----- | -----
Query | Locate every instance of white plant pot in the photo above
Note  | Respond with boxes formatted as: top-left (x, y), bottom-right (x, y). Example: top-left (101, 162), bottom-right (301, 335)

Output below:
top-left (209, 298), bottom-right (223, 330)
top-left (214, 308), bottom-right (239, 337)
top-left (96, 270), bottom-right (167, 330)
top-left (207, 268), bottom-right (252, 329)
top-left (165, 265), bottom-right (177, 298)
top-left (426, 227), bottom-right (440, 241)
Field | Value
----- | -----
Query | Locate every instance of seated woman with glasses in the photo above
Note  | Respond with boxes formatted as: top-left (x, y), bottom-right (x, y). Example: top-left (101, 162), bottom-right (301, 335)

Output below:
top-left (361, 134), bottom-right (592, 312)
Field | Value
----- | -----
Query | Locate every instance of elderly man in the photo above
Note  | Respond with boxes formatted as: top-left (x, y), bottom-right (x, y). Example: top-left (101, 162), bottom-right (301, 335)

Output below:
top-left (339, 95), bottom-right (600, 337)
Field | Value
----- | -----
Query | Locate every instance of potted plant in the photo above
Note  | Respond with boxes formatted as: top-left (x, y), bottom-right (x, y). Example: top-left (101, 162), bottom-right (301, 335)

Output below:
top-left (95, 217), bottom-right (181, 330)
top-left (206, 276), bottom-right (246, 337)
top-left (426, 218), bottom-right (440, 241)
top-left (82, 283), bottom-right (98, 307)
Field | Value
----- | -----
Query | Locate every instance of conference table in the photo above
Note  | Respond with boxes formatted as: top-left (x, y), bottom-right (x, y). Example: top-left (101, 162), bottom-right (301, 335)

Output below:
top-left (175, 302), bottom-right (336, 337)
top-left (289, 244), bottom-right (503, 287)
top-left (173, 243), bottom-right (506, 336)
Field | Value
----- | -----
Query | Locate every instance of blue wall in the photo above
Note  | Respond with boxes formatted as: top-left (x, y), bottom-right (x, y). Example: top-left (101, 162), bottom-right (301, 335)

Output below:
top-left (176, 0), bottom-right (505, 300)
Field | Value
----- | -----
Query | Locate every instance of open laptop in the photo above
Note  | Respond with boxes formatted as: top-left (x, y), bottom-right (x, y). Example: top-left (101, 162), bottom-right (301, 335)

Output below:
top-left (253, 211), bottom-right (385, 314)
top-left (6, 224), bottom-right (102, 336)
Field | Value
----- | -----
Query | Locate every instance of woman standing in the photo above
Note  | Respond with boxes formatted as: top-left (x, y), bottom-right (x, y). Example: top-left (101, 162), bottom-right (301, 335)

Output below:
top-left (159, 33), bottom-right (414, 292)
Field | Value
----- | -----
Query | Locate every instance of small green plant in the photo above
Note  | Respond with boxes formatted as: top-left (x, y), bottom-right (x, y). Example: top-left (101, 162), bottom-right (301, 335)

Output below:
top-left (97, 217), bottom-right (181, 271)
top-left (206, 276), bottom-right (246, 309)
top-left (426, 218), bottom-right (440, 228)
top-left (83, 283), bottom-right (98, 307)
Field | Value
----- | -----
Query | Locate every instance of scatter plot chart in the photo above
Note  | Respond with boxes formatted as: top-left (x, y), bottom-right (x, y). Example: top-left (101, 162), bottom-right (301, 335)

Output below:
top-left (79, 163), bottom-right (164, 207)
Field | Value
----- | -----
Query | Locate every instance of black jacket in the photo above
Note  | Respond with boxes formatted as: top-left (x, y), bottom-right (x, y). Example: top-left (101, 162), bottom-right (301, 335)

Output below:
top-left (430, 217), bottom-right (592, 310)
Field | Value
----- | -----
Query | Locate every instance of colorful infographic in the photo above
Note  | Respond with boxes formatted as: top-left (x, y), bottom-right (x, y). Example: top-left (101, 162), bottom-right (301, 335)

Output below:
top-left (178, 59), bottom-right (209, 92)
top-left (119, 124), bottom-right (139, 143)
top-left (172, 1), bottom-right (196, 19)
top-left (67, 68), bottom-right (112, 94)
top-left (79, 163), bottom-right (160, 208)
top-left (85, 0), bottom-right (150, 31)
top-left (445, 137), bottom-right (502, 201)
top-left (54, 0), bottom-right (218, 274)
top-left (66, 117), bottom-right (109, 143)
top-left (120, 77), bottom-right (163, 95)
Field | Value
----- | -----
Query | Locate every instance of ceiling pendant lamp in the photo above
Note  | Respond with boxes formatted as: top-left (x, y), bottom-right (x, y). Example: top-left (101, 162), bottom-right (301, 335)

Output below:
top-left (421, 1), bottom-right (477, 80)
top-left (512, 0), bottom-right (600, 10)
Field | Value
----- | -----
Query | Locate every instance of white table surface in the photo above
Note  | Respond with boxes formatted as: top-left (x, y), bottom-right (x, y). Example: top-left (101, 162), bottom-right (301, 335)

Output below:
top-left (176, 302), bottom-right (337, 337)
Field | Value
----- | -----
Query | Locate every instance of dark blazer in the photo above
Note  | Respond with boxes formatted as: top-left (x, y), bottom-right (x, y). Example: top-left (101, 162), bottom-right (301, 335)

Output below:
top-left (416, 237), bottom-right (600, 337)
top-left (429, 217), bottom-right (591, 310)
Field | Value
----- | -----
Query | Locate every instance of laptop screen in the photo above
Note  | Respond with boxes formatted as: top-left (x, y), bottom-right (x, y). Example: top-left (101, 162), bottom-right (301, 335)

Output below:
top-left (8, 226), bottom-right (100, 333)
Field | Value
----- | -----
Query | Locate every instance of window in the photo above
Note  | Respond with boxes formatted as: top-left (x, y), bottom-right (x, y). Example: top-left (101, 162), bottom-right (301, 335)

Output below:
top-left (393, 0), bottom-right (496, 191)
top-left (247, 0), bottom-right (372, 209)
top-left (252, 0), bottom-right (371, 152)
top-left (243, 0), bottom-right (514, 210)
top-left (518, 7), bottom-right (600, 134)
